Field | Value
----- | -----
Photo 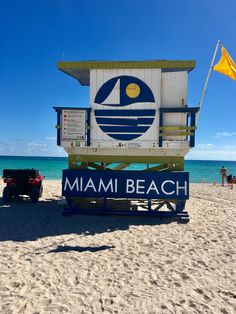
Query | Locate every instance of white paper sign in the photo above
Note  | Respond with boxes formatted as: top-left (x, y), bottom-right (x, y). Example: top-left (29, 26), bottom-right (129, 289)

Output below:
top-left (61, 110), bottom-right (86, 140)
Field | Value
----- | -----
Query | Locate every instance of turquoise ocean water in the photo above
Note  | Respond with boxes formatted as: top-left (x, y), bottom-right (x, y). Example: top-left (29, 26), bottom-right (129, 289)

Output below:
top-left (0, 156), bottom-right (236, 183)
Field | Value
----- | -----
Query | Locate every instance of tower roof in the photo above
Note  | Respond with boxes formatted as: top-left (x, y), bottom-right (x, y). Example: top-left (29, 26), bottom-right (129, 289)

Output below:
top-left (57, 60), bottom-right (196, 86)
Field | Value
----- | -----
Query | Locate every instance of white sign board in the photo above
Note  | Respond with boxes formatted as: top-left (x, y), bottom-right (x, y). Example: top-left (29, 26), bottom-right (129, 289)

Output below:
top-left (61, 110), bottom-right (86, 141)
top-left (89, 69), bottom-right (160, 148)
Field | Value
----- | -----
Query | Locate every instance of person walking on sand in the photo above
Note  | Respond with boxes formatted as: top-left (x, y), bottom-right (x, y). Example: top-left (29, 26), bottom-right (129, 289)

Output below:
top-left (220, 166), bottom-right (229, 186)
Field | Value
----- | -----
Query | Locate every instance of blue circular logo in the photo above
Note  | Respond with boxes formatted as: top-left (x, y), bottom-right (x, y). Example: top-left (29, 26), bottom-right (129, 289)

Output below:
top-left (94, 75), bottom-right (156, 141)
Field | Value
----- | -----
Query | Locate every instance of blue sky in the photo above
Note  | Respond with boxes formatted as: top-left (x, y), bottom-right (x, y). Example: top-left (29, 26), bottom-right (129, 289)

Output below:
top-left (1, 0), bottom-right (236, 160)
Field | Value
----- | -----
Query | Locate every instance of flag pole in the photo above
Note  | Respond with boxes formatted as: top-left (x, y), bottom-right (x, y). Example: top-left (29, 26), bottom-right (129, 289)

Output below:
top-left (197, 40), bottom-right (222, 123)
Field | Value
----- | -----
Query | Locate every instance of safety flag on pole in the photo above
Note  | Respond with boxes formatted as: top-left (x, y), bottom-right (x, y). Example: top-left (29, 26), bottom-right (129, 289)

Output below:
top-left (213, 46), bottom-right (236, 80)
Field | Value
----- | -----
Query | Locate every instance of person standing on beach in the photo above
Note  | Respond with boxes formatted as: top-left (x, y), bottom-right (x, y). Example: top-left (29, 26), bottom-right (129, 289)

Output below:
top-left (220, 166), bottom-right (229, 186)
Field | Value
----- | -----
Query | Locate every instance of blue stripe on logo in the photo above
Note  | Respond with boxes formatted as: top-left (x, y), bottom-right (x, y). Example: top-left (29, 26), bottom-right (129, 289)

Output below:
top-left (96, 117), bottom-right (154, 126)
top-left (100, 126), bottom-right (149, 133)
top-left (107, 134), bottom-right (142, 140)
top-left (94, 109), bottom-right (156, 117)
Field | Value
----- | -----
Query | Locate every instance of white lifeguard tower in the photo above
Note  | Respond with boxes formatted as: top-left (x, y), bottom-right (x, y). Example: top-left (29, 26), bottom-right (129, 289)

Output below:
top-left (54, 60), bottom-right (199, 221)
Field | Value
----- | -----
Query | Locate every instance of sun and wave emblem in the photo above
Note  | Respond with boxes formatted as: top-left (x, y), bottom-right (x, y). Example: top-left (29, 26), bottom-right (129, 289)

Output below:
top-left (94, 75), bottom-right (156, 140)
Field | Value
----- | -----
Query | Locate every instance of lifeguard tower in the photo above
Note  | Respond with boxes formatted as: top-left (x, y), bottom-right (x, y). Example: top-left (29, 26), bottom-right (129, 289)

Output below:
top-left (54, 60), bottom-right (199, 221)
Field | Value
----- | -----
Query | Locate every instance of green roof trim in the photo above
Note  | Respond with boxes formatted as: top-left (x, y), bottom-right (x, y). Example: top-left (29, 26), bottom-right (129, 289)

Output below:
top-left (57, 60), bottom-right (196, 86)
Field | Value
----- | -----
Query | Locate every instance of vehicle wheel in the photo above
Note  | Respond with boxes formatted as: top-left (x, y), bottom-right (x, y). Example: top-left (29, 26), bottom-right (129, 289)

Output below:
top-left (3, 186), bottom-right (13, 203)
top-left (30, 186), bottom-right (40, 203)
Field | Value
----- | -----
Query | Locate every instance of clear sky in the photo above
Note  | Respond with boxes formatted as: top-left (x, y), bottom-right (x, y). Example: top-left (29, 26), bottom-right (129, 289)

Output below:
top-left (1, 0), bottom-right (236, 160)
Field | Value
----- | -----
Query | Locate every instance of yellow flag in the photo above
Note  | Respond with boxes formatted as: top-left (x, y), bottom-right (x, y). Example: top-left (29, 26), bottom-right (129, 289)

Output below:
top-left (213, 46), bottom-right (236, 80)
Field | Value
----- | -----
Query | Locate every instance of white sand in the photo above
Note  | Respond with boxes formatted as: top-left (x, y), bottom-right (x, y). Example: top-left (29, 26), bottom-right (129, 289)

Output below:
top-left (0, 180), bottom-right (235, 314)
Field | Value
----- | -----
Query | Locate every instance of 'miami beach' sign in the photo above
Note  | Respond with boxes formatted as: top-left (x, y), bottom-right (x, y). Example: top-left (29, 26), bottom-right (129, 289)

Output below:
top-left (62, 170), bottom-right (189, 199)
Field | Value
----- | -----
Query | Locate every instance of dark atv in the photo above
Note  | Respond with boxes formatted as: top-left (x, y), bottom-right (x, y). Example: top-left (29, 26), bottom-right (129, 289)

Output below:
top-left (2, 169), bottom-right (43, 203)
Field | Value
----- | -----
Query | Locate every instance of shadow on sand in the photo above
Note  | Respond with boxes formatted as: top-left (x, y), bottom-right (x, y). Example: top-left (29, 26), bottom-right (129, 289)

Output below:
top-left (48, 245), bottom-right (115, 254)
top-left (0, 197), bottom-right (179, 242)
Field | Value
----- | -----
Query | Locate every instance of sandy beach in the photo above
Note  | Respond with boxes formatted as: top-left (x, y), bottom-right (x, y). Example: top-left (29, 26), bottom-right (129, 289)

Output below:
top-left (0, 180), bottom-right (235, 314)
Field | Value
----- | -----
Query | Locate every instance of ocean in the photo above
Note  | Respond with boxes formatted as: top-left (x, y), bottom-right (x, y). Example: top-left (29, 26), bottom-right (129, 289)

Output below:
top-left (0, 156), bottom-right (236, 183)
